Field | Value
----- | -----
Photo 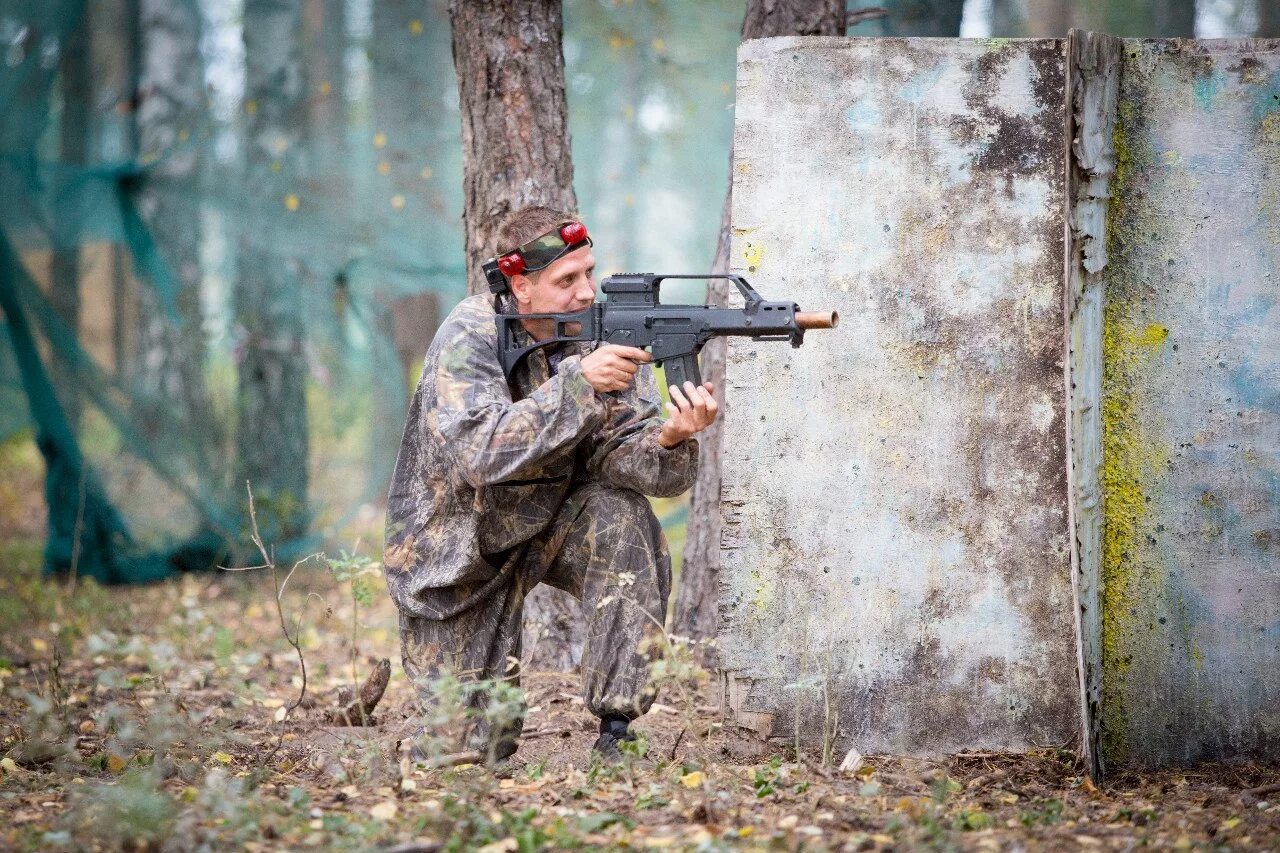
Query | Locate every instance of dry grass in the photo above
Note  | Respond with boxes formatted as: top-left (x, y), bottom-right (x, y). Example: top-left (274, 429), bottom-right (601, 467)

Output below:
top-left (0, 538), bottom-right (1276, 851)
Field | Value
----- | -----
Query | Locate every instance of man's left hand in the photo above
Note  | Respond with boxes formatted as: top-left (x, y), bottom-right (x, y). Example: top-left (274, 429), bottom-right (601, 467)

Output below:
top-left (659, 381), bottom-right (719, 449)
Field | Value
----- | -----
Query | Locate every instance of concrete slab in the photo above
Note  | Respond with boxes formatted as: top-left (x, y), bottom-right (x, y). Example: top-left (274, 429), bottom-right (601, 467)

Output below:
top-left (718, 37), bottom-right (1082, 756)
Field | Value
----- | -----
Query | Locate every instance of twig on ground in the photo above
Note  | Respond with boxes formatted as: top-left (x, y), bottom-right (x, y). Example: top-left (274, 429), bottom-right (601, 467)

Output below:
top-left (1243, 781), bottom-right (1280, 798)
top-left (326, 658), bottom-right (391, 726)
top-left (669, 727), bottom-right (685, 761)
top-left (224, 482), bottom-right (322, 766)
top-left (521, 727), bottom-right (572, 740)
top-left (423, 749), bottom-right (483, 769)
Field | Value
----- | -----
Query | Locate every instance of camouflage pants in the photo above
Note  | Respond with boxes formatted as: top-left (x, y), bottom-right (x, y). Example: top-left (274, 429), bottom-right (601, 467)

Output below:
top-left (399, 483), bottom-right (671, 753)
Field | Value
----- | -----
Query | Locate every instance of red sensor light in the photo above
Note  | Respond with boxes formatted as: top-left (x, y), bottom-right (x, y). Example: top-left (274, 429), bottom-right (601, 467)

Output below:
top-left (497, 253), bottom-right (525, 276)
top-left (560, 221), bottom-right (587, 244)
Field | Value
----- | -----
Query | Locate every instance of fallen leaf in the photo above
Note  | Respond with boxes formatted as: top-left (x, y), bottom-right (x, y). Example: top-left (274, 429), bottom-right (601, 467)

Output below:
top-left (369, 800), bottom-right (397, 821)
top-left (106, 753), bottom-right (128, 773)
top-left (273, 706), bottom-right (287, 722)
top-left (839, 747), bottom-right (863, 774)
top-left (679, 771), bottom-right (704, 788)
top-left (475, 839), bottom-right (517, 853)
top-left (211, 751), bottom-right (233, 765)
top-left (0, 758), bottom-right (18, 773)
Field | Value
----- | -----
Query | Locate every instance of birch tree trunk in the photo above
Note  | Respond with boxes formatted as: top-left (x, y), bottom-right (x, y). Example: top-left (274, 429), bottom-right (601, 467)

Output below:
top-left (235, 0), bottom-right (310, 544)
top-left (673, 0), bottom-right (847, 645)
top-left (449, 0), bottom-right (582, 671)
top-left (136, 0), bottom-right (218, 475)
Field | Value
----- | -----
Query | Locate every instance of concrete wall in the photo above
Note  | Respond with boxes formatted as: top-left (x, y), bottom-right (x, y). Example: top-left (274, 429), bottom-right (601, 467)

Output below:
top-left (1096, 39), bottom-right (1280, 768)
top-left (718, 37), bottom-right (1083, 756)
top-left (719, 34), bottom-right (1280, 767)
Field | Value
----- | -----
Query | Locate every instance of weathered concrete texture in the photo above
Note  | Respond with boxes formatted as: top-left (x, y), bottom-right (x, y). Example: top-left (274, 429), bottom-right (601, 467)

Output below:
top-left (719, 37), bottom-right (1081, 755)
top-left (1099, 39), bottom-right (1280, 768)
top-left (1065, 29), bottom-right (1124, 781)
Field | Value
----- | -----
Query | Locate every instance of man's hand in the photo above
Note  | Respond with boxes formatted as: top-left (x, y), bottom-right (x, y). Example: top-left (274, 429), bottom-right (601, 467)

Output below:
top-left (580, 344), bottom-right (652, 393)
top-left (659, 381), bottom-right (718, 448)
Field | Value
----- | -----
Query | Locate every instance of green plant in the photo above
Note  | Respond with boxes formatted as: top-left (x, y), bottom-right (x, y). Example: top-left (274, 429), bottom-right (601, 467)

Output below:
top-left (62, 768), bottom-right (176, 847)
top-left (753, 757), bottom-right (784, 798)
top-left (1019, 798), bottom-right (1065, 827)
top-left (325, 548), bottom-right (383, 695)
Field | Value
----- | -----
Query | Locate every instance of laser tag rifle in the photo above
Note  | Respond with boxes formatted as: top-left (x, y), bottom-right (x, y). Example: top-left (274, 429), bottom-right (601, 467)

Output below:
top-left (495, 273), bottom-right (838, 388)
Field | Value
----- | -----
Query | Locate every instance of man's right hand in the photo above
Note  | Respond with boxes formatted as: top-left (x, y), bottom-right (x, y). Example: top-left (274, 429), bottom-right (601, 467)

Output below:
top-left (580, 345), bottom-right (652, 393)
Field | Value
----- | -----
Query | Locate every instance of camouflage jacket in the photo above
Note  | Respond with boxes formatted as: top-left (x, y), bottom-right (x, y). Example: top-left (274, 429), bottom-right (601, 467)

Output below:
top-left (384, 293), bottom-right (699, 619)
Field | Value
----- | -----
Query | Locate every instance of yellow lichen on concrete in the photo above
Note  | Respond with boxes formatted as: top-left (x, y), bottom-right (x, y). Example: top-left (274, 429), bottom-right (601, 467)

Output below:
top-left (1098, 98), bottom-right (1174, 766)
top-left (1099, 299), bottom-right (1171, 763)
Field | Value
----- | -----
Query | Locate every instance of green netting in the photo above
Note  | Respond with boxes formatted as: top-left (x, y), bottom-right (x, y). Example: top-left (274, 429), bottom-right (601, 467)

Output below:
top-left (0, 0), bottom-right (741, 582)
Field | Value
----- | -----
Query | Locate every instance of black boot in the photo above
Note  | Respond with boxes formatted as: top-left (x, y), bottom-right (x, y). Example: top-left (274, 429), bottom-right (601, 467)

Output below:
top-left (591, 715), bottom-right (636, 764)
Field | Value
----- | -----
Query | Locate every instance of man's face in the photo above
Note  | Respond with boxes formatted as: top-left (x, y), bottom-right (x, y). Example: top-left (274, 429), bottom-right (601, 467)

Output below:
top-left (511, 246), bottom-right (596, 341)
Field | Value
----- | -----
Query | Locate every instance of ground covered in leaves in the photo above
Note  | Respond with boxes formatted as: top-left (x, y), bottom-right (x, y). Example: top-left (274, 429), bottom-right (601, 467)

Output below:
top-left (1, 538), bottom-right (1277, 851)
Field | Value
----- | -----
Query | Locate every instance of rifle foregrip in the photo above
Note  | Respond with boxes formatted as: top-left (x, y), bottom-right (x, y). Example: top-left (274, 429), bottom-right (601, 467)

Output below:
top-left (661, 354), bottom-right (702, 392)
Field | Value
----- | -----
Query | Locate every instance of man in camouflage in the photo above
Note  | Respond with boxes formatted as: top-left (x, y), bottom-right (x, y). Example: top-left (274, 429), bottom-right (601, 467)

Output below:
top-left (384, 205), bottom-right (718, 762)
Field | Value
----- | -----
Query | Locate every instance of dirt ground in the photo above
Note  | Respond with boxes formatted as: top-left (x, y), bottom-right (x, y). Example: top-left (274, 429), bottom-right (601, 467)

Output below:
top-left (1, 541), bottom-right (1277, 851)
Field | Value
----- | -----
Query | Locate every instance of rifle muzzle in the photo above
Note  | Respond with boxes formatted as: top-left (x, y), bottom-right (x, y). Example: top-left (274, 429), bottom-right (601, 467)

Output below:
top-left (795, 310), bottom-right (839, 330)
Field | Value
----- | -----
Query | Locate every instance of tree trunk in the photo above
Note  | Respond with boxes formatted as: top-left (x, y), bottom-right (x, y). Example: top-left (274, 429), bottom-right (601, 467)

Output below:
top-left (1258, 0), bottom-right (1280, 37)
top-left (450, 0), bottom-right (578, 295)
top-left (136, 0), bottom-right (218, 476)
top-left (1024, 0), bottom-right (1071, 36)
top-left (673, 1), bottom-right (847, 646)
top-left (51, 7), bottom-right (93, 430)
top-left (449, 0), bottom-right (582, 671)
top-left (1078, 0), bottom-right (1195, 37)
top-left (990, 0), bottom-right (1023, 35)
top-left (235, 0), bottom-right (310, 545)
top-left (878, 0), bottom-right (967, 36)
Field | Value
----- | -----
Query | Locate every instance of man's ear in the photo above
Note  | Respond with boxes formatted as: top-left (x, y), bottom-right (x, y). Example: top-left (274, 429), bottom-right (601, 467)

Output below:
top-left (509, 272), bottom-right (536, 306)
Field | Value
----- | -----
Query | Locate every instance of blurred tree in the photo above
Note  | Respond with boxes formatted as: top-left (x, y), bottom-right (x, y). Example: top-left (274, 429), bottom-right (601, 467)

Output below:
top-left (874, 0), bottom-right (966, 35)
top-left (135, 0), bottom-right (218, 475)
top-left (235, 0), bottom-right (311, 542)
top-left (449, 0), bottom-right (583, 671)
top-left (1077, 0), bottom-right (1196, 36)
top-left (51, 4), bottom-right (92, 429)
top-left (1259, 0), bottom-right (1280, 36)
top-left (1025, 0), bottom-right (1071, 35)
top-left (674, 0), bottom-right (854, 645)
top-left (991, 0), bottom-right (1021, 33)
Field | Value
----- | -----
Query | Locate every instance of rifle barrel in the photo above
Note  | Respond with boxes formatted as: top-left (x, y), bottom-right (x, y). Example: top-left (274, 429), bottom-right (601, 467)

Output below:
top-left (795, 310), bottom-right (838, 330)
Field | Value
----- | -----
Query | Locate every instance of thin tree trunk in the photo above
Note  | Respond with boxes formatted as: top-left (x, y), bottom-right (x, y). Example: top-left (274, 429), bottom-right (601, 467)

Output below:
top-left (878, 0), bottom-right (967, 36)
top-left (51, 7), bottom-right (93, 430)
top-left (1024, 0), bottom-right (1071, 36)
top-left (990, 0), bottom-right (1023, 36)
top-left (1079, 0), bottom-right (1195, 37)
top-left (673, 1), bottom-right (847, 646)
top-left (449, 0), bottom-right (582, 671)
top-left (1257, 0), bottom-right (1280, 37)
top-left (235, 0), bottom-right (310, 544)
top-left (136, 0), bottom-right (217, 476)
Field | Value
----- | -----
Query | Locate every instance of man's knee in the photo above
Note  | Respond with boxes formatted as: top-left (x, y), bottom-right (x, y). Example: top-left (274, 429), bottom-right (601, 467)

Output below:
top-left (580, 486), bottom-right (660, 548)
